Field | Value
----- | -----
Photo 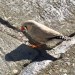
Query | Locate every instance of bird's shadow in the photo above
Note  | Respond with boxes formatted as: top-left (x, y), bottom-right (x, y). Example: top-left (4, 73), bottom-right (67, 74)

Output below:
top-left (5, 44), bottom-right (58, 62)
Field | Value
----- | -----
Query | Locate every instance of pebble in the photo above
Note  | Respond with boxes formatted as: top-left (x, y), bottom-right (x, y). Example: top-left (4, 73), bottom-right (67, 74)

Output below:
top-left (12, 69), bottom-right (18, 75)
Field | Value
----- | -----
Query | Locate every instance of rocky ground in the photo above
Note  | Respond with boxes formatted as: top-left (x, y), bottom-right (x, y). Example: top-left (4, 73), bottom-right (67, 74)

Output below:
top-left (0, 0), bottom-right (75, 75)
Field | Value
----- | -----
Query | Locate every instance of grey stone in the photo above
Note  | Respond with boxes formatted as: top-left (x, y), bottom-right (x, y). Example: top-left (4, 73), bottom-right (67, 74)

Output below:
top-left (19, 60), bottom-right (52, 75)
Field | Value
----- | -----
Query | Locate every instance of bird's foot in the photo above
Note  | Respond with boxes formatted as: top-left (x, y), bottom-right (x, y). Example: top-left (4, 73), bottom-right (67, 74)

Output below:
top-left (29, 44), bottom-right (41, 48)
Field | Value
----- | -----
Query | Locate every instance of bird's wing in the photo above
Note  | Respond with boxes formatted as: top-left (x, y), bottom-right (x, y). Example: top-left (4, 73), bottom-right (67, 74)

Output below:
top-left (32, 21), bottom-right (63, 37)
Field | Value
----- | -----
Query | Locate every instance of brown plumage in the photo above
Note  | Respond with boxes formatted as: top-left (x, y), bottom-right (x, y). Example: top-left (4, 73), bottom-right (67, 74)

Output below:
top-left (21, 20), bottom-right (69, 48)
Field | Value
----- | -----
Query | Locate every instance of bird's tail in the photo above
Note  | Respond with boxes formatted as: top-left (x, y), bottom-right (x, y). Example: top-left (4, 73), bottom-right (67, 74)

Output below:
top-left (47, 35), bottom-right (71, 41)
top-left (59, 36), bottom-right (71, 41)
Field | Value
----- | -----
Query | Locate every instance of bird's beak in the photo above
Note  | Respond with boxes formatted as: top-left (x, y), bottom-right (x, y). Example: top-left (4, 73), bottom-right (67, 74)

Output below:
top-left (20, 26), bottom-right (26, 31)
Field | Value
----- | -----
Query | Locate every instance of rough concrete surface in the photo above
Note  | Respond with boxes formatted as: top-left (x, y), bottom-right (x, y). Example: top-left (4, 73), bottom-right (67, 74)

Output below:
top-left (0, 0), bottom-right (75, 75)
top-left (37, 45), bottom-right (75, 75)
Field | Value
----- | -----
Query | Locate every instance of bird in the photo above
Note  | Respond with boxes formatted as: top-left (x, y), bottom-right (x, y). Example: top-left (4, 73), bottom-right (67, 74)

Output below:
top-left (20, 20), bottom-right (70, 48)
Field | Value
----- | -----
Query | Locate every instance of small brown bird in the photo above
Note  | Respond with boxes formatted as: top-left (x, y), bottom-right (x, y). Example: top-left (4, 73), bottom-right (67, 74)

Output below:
top-left (20, 20), bottom-right (69, 48)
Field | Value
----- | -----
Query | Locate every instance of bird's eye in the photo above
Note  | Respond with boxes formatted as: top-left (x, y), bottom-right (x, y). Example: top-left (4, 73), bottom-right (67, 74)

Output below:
top-left (25, 26), bottom-right (27, 29)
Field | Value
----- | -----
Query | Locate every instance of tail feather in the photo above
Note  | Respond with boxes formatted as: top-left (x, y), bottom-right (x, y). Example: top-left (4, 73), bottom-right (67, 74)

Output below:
top-left (47, 36), bottom-right (70, 41)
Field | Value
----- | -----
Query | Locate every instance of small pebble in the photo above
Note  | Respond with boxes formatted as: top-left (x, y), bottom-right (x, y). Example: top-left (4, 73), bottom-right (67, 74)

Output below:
top-left (13, 69), bottom-right (18, 75)
top-left (63, 73), bottom-right (67, 75)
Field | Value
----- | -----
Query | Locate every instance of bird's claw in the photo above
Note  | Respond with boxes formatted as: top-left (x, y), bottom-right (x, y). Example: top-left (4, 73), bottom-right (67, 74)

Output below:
top-left (29, 44), bottom-right (41, 48)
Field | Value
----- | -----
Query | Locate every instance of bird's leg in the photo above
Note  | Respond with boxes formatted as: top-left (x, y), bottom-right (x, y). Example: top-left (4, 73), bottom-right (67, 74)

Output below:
top-left (29, 44), bottom-right (42, 48)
